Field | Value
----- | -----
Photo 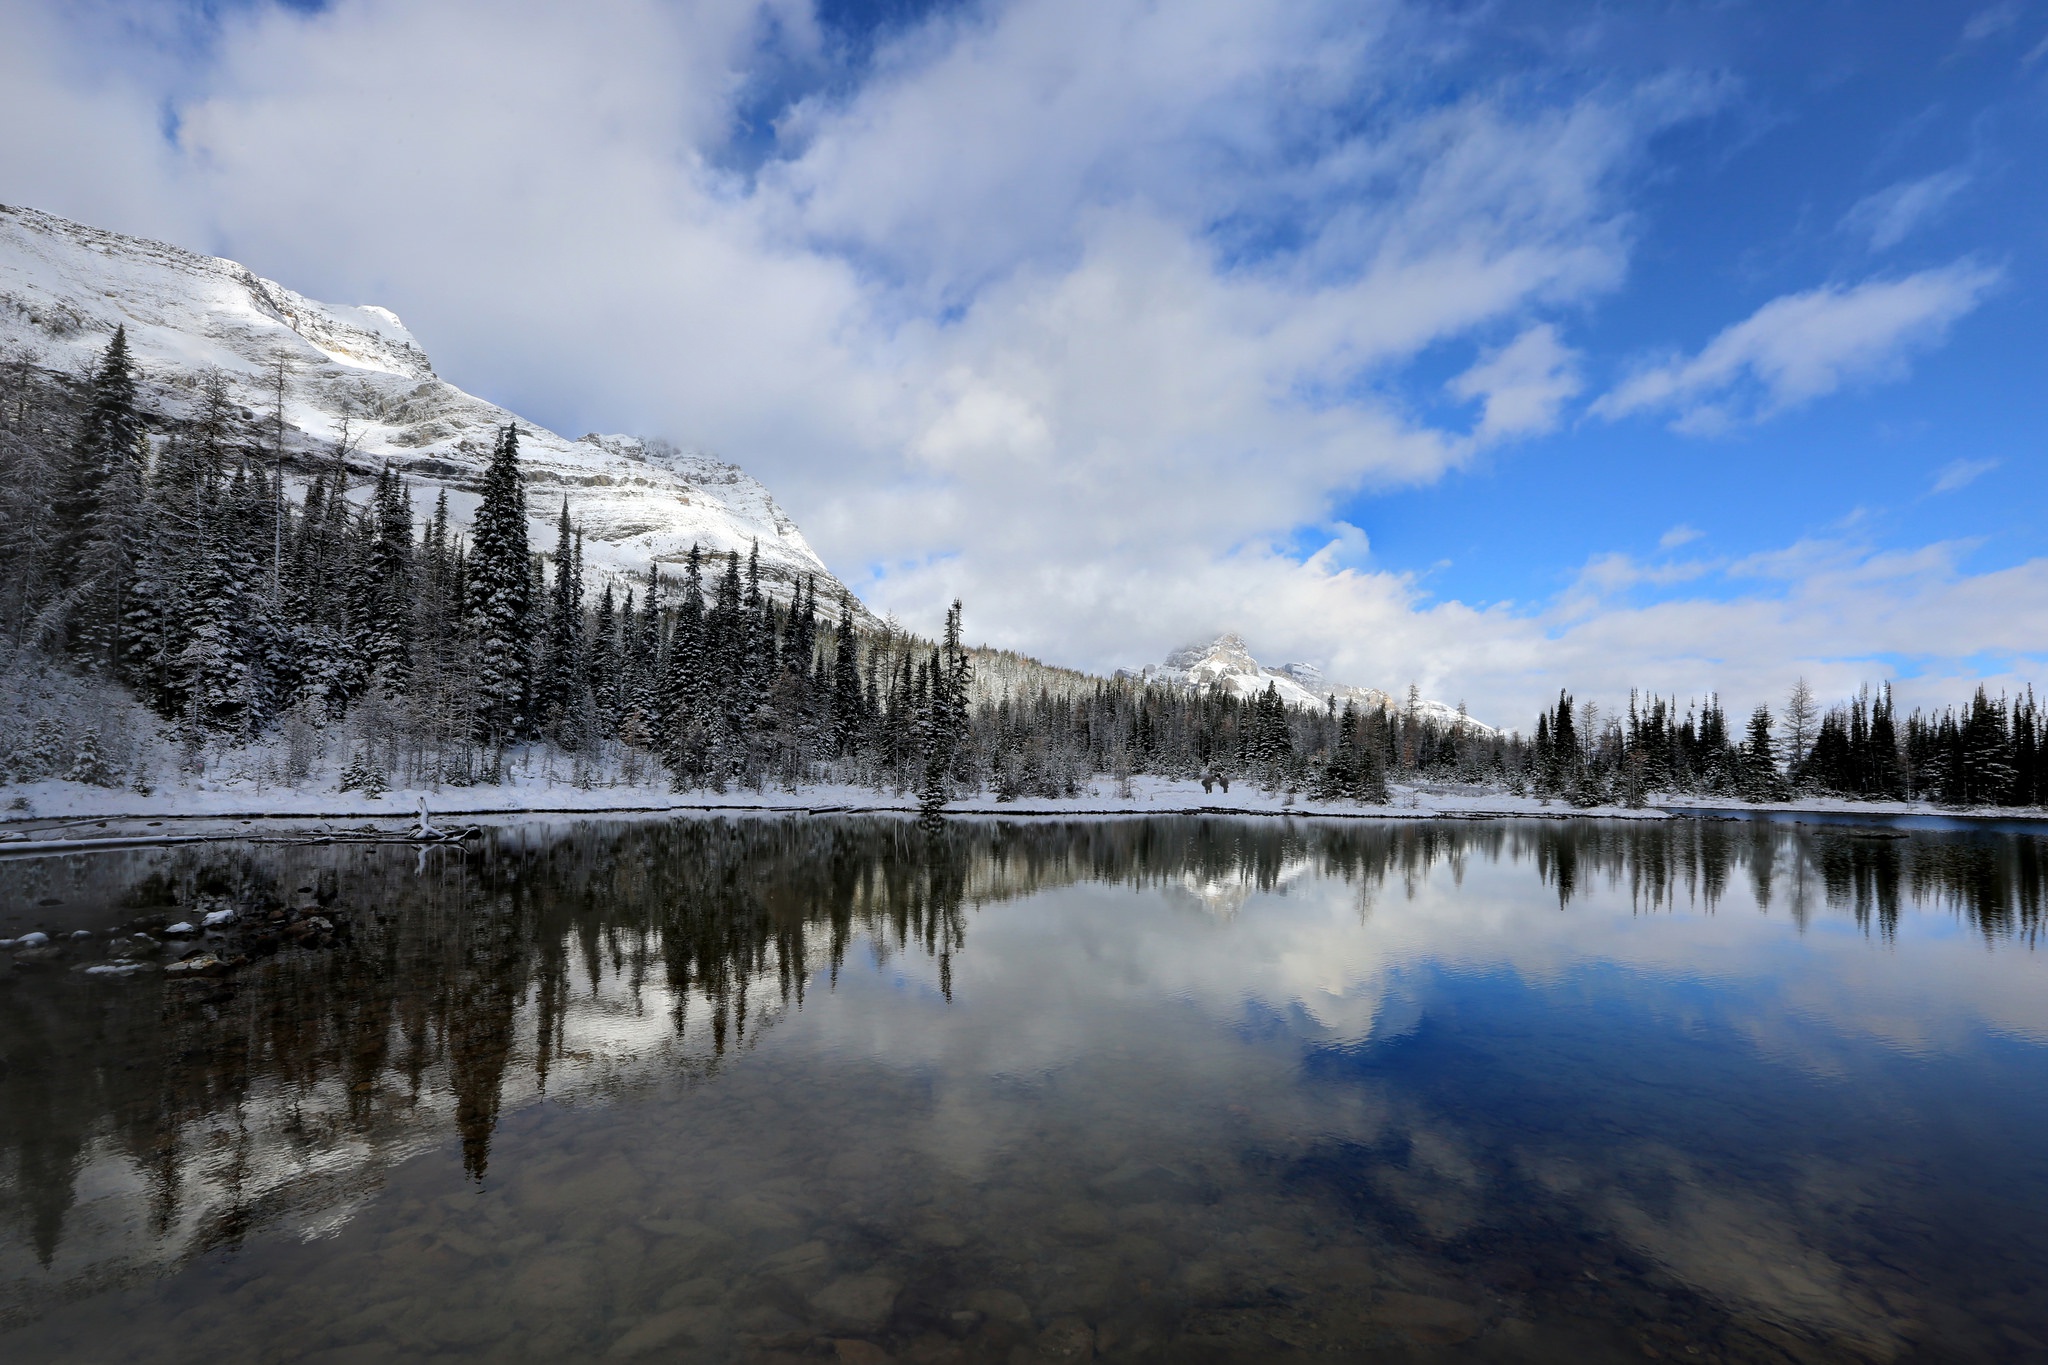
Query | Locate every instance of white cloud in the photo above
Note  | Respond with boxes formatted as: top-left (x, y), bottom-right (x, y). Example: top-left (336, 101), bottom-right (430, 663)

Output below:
top-left (1593, 264), bottom-right (2000, 431)
top-left (1932, 457), bottom-right (1998, 493)
top-left (1659, 524), bottom-right (1703, 549)
top-left (1961, 3), bottom-right (2021, 43)
top-left (1569, 552), bottom-right (1714, 598)
top-left (1447, 323), bottom-right (1582, 442)
top-left (0, 1), bottom-right (2033, 727)
top-left (1840, 167), bottom-right (1971, 251)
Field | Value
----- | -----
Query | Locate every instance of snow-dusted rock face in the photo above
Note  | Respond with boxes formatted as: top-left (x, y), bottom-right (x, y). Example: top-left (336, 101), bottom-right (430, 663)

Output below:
top-left (1128, 633), bottom-right (1495, 734)
top-left (0, 204), bottom-right (861, 612)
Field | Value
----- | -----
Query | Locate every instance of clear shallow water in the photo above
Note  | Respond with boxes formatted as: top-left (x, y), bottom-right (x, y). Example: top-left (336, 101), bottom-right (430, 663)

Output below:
top-left (1, 816), bottom-right (2045, 1364)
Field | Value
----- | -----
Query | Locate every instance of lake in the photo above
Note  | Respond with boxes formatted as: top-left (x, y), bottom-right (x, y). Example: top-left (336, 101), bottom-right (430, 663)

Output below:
top-left (1, 814), bottom-right (2045, 1363)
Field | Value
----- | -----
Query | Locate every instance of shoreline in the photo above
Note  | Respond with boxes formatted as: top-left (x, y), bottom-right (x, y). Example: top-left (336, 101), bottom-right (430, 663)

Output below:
top-left (3, 776), bottom-right (2043, 854)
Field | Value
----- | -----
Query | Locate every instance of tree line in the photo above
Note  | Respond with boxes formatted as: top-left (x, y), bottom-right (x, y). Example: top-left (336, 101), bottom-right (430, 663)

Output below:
top-left (1, 327), bottom-right (2041, 811)
top-left (1522, 683), bottom-right (2043, 809)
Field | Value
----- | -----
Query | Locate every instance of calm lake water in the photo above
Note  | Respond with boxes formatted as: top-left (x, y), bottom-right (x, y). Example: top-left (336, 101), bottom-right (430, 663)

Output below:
top-left (2, 814), bottom-right (2046, 1363)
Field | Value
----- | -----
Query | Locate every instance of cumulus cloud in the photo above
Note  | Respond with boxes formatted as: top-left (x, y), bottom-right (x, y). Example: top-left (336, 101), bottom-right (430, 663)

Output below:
top-left (1593, 263), bottom-right (2000, 432)
top-left (1841, 168), bottom-right (1972, 252)
top-left (1447, 324), bottom-right (1582, 442)
top-left (0, 0), bottom-right (2031, 725)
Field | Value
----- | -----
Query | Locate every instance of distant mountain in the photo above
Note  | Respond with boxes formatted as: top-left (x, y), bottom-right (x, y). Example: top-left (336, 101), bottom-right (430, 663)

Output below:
top-left (1126, 633), bottom-right (1494, 734)
top-left (0, 203), bottom-right (862, 613)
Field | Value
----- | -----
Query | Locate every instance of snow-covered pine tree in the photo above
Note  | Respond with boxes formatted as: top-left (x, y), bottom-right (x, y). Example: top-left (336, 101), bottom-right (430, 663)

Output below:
top-left (122, 431), bottom-right (195, 714)
top-left (52, 329), bottom-right (146, 666)
top-left (832, 595), bottom-right (862, 757)
top-left (537, 499), bottom-right (581, 737)
top-left (659, 544), bottom-right (707, 778)
top-left (623, 561), bottom-right (663, 740)
top-left (53, 327), bottom-right (141, 578)
top-left (587, 581), bottom-right (618, 732)
top-left (615, 586), bottom-right (642, 739)
top-left (1740, 705), bottom-right (1783, 802)
top-left (707, 550), bottom-right (745, 770)
top-left (468, 425), bottom-right (533, 747)
top-left (366, 464), bottom-right (415, 693)
top-left (942, 599), bottom-right (973, 784)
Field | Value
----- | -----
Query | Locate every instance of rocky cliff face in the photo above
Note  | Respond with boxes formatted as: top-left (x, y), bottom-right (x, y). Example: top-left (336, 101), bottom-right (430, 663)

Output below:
top-left (0, 203), bottom-right (862, 612)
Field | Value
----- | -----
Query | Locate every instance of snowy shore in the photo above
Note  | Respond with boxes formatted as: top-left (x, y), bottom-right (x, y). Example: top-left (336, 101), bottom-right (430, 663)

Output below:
top-left (5, 772), bottom-right (2041, 851)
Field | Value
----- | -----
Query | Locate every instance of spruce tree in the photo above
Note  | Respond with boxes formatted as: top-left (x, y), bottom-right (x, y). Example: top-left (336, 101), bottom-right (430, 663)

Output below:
top-left (537, 499), bottom-right (581, 734)
top-left (366, 465), bottom-right (415, 692)
top-left (832, 595), bottom-right (862, 756)
top-left (660, 545), bottom-right (708, 778)
top-left (1740, 706), bottom-right (1782, 801)
top-left (53, 327), bottom-right (141, 576)
top-left (587, 581), bottom-right (619, 731)
top-left (468, 425), bottom-right (532, 746)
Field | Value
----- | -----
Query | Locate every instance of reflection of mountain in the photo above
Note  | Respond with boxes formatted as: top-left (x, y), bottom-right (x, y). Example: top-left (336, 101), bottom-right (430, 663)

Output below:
top-left (1165, 852), bottom-right (1316, 919)
top-left (1, 814), bottom-right (2042, 1310)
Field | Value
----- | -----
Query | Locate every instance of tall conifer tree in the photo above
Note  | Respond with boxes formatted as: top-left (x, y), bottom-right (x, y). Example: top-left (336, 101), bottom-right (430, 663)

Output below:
top-left (468, 425), bottom-right (532, 745)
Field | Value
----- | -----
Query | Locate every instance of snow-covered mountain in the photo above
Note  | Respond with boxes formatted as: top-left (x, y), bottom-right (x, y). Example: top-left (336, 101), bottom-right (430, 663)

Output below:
top-left (1127, 634), bottom-right (1494, 734)
top-left (0, 204), bottom-right (861, 613)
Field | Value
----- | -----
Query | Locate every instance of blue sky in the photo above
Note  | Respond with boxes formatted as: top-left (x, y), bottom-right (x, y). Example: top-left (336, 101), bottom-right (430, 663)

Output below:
top-left (1, 0), bottom-right (2042, 723)
top-left (1356, 1), bottom-right (2046, 617)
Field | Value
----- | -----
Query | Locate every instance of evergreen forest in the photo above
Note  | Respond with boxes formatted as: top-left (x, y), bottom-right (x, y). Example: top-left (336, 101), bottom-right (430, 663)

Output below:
top-left (3, 329), bottom-right (2043, 812)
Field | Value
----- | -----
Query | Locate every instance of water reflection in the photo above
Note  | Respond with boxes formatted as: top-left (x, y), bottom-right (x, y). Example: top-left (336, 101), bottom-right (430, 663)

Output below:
top-left (1, 814), bottom-right (2045, 1363)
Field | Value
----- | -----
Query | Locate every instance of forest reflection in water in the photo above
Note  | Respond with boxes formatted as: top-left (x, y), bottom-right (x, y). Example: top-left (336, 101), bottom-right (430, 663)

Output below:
top-left (1, 813), bottom-right (2046, 1364)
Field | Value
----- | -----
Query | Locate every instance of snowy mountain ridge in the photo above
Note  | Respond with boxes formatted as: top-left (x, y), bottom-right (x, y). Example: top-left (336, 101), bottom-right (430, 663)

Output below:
top-left (1127, 634), bottom-right (1494, 734)
top-left (0, 203), bottom-right (862, 613)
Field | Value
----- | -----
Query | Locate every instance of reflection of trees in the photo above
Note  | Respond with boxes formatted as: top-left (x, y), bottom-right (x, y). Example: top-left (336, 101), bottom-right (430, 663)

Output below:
top-left (2, 814), bottom-right (2043, 1279)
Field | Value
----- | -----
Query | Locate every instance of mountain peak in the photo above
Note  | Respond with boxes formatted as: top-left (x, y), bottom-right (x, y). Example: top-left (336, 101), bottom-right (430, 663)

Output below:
top-left (1130, 635), bottom-right (1494, 733)
top-left (0, 203), bottom-right (863, 613)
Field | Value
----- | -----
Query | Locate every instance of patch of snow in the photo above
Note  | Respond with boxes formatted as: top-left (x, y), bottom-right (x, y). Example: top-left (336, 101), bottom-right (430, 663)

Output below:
top-left (0, 203), bottom-right (865, 614)
top-left (0, 771), bottom-right (1671, 831)
top-left (1128, 633), bottom-right (1496, 734)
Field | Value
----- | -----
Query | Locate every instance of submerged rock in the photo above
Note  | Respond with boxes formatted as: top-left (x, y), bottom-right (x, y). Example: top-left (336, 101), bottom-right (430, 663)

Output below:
top-left (606, 1307), bottom-right (707, 1358)
top-left (1038, 1317), bottom-right (1096, 1362)
top-left (810, 1275), bottom-right (902, 1333)
top-left (963, 1289), bottom-right (1031, 1326)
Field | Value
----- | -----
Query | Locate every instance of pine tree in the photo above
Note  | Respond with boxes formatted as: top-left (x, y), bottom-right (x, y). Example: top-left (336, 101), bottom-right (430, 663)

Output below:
top-left (587, 581), bottom-right (619, 730)
top-left (53, 327), bottom-right (141, 575)
top-left (1740, 706), bottom-right (1783, 801)
top-left (366, 465), bottom-right (415, 692)
top-left (832, 595), bottom-right (863, 756)
top-left (53, 329), bottom-right (145, 664)
top-left (468, 426), bottom-right (532, 746)
top-left (537, 499), bottom-right (581, 735)
top-left (660, 545), bottom-right (708, 779)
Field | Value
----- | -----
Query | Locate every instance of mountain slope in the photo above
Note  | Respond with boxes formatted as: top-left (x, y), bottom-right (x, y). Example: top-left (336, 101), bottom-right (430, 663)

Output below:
top-left (0, 203), bottom-right (859, 611)
top-left (1129, 634), bottom-right (1495, 734)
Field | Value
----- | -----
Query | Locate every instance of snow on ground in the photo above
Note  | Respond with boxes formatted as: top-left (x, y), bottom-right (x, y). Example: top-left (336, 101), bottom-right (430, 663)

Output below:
top-left (9, 774), bottom-right (2044, 856)
top-left (0, 773), bottom-right (1673, 840)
